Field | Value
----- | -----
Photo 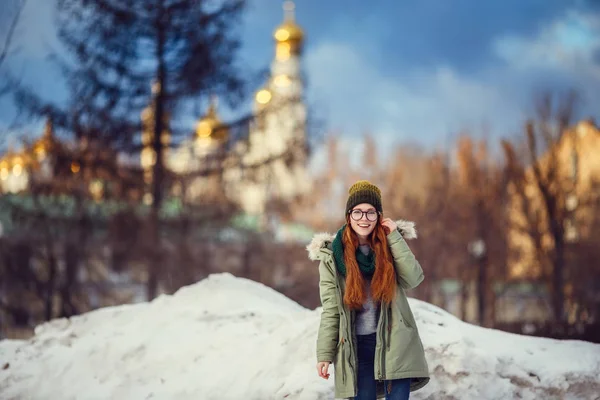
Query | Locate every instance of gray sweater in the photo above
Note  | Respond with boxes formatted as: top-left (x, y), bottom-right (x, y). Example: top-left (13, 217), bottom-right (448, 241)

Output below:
top-left (356, 245), bottom-right (379, 335)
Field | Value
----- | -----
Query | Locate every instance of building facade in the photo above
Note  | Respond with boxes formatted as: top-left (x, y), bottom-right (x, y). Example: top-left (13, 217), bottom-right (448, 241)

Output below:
top-left (507, 119), bottom-right (600, 279)
top-left (142, 0), bottom-right (311, 215)
top-left (505, 119), bottom-right (600, 323)
top-left (0, 2), bottom-right (312, 217)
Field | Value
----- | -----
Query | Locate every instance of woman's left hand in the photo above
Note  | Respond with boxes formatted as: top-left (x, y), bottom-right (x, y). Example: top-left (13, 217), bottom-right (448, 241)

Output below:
top-left (381, 218), bottom-right (397, 235)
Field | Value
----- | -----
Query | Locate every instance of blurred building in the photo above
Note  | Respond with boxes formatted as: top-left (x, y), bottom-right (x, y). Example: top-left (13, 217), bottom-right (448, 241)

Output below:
top-left (505, 119), bottom-right (600, 322)
top-left (0, 2), bottom-right (311, 218)
top-left (0, 118), bottom-right (56, 194)
top-left (143, 0), bottom-right (312, 216)
top-left (507, 119), bottom-right (600, 278)
top-left (0, 116), bottom-right (143, 201)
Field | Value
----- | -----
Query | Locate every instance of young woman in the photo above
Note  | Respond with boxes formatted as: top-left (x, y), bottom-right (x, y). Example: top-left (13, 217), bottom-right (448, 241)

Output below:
top-left (307, 180), bottom-right (430, 400)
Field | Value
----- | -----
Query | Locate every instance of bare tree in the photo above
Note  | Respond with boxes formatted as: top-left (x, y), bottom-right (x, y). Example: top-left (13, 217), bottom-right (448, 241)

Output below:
top-left (382, 146), bottom-right (460, 306)
top-left (0, 0), bottom-right (26, 96)
top-left (11, 0), bottom-right (248, 300)
top-left (456, 135), bottom-right (508, 326)
top-left (502, 91), bottom-right (579, 323)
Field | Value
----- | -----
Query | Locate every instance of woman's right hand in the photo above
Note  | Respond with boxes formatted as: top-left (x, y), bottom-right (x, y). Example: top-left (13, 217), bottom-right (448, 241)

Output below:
top-left (316, 361), bottom-right (331, 379)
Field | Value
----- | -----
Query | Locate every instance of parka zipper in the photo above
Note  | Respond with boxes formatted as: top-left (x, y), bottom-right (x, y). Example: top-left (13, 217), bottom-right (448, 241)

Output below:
top-left (387, 306), bottom-right (392, 351)
top-left (341, 337), bottom-right (346, 385)
top-left (375, 302), bottom-right (385, 381)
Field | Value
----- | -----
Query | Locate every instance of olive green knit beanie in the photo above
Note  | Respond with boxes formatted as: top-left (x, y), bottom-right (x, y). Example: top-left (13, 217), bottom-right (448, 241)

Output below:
top-left (345, 180), bottom-right (383, 216)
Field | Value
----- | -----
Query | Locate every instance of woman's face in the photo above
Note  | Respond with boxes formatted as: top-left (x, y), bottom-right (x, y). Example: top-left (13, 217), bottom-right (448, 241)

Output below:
top-left (349, 203), bottom-right (379, 238)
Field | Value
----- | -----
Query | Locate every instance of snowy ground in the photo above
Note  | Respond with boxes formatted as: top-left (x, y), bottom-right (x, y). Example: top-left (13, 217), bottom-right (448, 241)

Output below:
top-left (1, 273), bottom-right (599, 400)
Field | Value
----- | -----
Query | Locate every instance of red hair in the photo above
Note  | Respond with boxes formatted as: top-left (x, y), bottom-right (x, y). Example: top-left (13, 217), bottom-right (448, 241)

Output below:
top-left (342, 216), bottom-right (397, 309)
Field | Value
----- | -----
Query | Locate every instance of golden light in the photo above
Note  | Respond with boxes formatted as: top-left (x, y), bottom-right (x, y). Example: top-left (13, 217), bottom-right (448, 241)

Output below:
top-left (255, 89), bottom-right (272, 104)
top-left (35, 146), bottom-right (46, 157)
top-left (141, 130), bottom-right (152, 145)
top-left (161, 132), bottom-right (171, 145)
top-left (274, 28), bottom-right (290, 42)
top-left (12, 163), bottom-right (22, 177)
top-left (141, 108), bottom-right (152, 120)
top-left (89, 180), bottom-right (104, 200)
top-left (276, 42), bottom-right (291, 61)
top-left (0, 168), bottom-right (8, 180)
top-left (510, 264), bottom-right (524, 279)
top-left (196, 121), bottom-right (213, 138)
top-left (141, 148), bottom-right (157, 167)
top-left (71, 161), bottom-right (81, 173)
top-left (274, 74), bottom-right (291, 87)
top-left (143, 192), bottom-right (153, 205)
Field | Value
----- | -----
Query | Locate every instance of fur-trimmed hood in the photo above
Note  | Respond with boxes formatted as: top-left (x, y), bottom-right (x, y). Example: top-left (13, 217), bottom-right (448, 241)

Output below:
top-left (306, 219), bottom-right (417, 261)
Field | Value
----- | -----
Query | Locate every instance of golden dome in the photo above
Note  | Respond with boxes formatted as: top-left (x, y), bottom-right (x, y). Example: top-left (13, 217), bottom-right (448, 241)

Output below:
top-left (273, 1), bottom-right (304, 54)
top-left (274, 21), bottom-right (304, 43)
top-left (196, 97), bottom-right (227, 142)
top-left (32, 116), bottom-right (57, 157)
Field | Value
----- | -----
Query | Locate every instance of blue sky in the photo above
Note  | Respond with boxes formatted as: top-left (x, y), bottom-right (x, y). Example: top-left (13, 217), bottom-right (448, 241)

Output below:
top-left (1, 0), bottom-right (599, 151)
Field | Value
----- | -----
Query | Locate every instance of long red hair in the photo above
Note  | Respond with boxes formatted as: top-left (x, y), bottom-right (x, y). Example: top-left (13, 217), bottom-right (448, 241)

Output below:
top-left (342, 216), bottom-right (397, 309)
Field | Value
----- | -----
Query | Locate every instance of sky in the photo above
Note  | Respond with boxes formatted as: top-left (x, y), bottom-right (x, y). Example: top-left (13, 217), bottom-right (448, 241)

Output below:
top-left (1, 0), bottom-right (599, 152)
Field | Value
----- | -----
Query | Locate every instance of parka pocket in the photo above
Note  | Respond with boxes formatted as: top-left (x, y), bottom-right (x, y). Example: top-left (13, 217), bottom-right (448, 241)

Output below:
top-left (393, 300), bottom-right (414, 330)
top-left (400, 312), bottom-right (412, 329)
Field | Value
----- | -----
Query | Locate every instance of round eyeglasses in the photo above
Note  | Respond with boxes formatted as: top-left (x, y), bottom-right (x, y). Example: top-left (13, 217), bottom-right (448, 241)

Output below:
top-left (349, 209), bottom-right (379, 222)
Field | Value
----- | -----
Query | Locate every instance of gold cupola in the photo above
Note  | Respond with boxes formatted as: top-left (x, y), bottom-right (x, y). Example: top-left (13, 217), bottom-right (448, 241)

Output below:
top-left (196, 96), bottom-right (227, 142)
top-left (32, 116), bottom-right (57, 159)
top-left (273, 1), bottom-right (304, 59)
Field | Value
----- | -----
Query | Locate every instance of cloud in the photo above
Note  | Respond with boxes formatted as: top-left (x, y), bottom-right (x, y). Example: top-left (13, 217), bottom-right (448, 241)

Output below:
top-left (493, 11), bottom-right (600, 72)
top-left (304, 6), bottom-right (600, 156)
top-left (491, 10), bottom-right (600, 114)
top-left (304, 41), bottom-right (515, 148)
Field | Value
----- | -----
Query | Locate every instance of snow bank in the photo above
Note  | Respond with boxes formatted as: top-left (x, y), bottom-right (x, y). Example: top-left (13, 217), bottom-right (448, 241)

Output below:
top-left (1, 273), bottom-right (599, 400)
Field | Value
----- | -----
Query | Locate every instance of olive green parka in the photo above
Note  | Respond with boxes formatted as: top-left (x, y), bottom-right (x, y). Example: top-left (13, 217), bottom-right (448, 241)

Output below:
top-left (307, 220), bottom-right (430, 399)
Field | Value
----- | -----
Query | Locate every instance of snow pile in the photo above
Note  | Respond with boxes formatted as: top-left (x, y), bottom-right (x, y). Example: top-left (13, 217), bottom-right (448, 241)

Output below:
top-left (1, 273), bottom-right (599, 400)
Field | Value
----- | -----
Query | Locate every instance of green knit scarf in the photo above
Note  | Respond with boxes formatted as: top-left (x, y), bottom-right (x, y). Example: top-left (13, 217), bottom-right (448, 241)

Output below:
top-left (331, 225), bottom-right (376, 277)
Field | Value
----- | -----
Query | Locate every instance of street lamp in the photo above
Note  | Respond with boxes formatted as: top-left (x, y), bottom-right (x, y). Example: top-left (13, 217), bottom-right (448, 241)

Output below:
top-left (469, 238), bottom-right (487, 326)
top-left (468, 239), bottom-right (486, 259)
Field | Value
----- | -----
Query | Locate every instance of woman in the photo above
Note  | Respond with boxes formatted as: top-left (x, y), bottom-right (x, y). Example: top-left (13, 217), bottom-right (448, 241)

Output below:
top-left (307, 180), bottom-right (430, 400)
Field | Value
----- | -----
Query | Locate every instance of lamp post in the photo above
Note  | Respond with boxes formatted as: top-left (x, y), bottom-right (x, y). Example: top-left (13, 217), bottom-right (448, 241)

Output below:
top-left (469, 238), bottom-right (487, 326)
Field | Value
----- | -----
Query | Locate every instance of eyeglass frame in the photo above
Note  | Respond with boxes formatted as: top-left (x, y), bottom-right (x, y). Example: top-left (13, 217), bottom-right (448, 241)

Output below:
top-left (348, 208), bottom-right (381, 222)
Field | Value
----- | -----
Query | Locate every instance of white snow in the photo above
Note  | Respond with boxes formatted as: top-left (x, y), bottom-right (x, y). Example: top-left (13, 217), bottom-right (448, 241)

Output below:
top-left (1, 272), bottom-right (599, 400)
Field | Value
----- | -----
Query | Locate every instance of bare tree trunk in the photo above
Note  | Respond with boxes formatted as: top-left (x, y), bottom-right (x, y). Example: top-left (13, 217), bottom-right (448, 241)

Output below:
top-left (475, 198), bottom-right (489, 327)
top-left (477, 252), bottom-right (488, 326)
top-left (552, 229), bottom-right (566, 322)
top-left (489, 288), bottom-right (497, 327)
top-left (461, 272), bottom-right (469, 321)
top-left (61, 242), bottom-right (79, 317)
top-left (44, 246), bottom-right (57, 321)
top-left (0, 0), bottom-right (26, 96)
top-left (147, 8), bottom-right (167, 301)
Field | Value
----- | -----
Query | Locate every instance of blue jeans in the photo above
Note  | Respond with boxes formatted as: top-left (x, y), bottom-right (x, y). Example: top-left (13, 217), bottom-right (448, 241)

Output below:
top-left (353, 333), bottom-right (411, 400)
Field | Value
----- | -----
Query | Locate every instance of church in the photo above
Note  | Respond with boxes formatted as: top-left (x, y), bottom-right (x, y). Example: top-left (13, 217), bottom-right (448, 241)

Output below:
top-left (0, 1), bottom-right (312, 218)
top-left (141, 0), bottom-right (311, 216)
